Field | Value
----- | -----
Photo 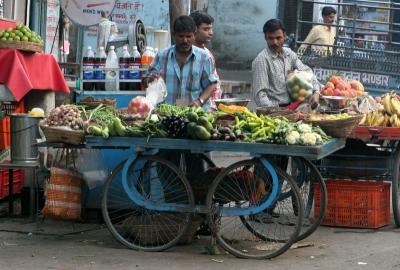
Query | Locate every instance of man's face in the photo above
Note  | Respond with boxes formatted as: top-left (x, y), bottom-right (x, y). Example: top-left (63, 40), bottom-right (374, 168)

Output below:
top-left (265, 29), bottom-right (286, 53)
top-left (195, 23), bottom-right (213, 45)
top-left (173, 32), bottom-right (195, 53)
top-left (323, 13), bottom-right (336, 25)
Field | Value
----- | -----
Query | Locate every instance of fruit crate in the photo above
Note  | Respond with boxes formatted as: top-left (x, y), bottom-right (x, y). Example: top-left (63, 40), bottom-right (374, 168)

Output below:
top-left (314, 179), bottom-right (390, 228)
top-left (0, 100), bottom-right (25, 149)
top-left (0, 169), bottom-right (24, 199)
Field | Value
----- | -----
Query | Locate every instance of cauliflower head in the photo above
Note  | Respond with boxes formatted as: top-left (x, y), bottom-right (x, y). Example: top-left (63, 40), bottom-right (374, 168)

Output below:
top-left (298, 123), bottom-right (313, 133)
top-left (286, 130), bottom-right (300, 145)
top-left (300, 132), bottom-right (317, 146)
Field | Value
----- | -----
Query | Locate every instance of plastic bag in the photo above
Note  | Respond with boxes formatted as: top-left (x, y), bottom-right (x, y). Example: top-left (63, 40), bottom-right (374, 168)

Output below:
top-left (75, 149), bottom-right (108, 190)
top-left (127, 96), bottom-right (154, 118)
top-left (287, 70), bottom-right (315, 102)
top-left (146, 77), bottom-right (167, 106)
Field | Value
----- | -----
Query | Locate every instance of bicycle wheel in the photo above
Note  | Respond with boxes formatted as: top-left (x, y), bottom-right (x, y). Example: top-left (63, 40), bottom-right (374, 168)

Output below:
top-left (206, 159), bottom-right (303, 259)
top-left (102, 155), bottom-right (195, 252)
top-left (392, 147), bottom-right (400, 227)
top-left (287, 157), bottom-right (327, 241)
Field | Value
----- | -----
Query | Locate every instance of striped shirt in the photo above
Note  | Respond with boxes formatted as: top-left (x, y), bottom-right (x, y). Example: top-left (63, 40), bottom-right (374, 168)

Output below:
top-left (149, 45), bottom-right (218, 110)
top-left (252, 46), bottom-right (315, 107)
top-left (203, 47), bottom-right (222, 111)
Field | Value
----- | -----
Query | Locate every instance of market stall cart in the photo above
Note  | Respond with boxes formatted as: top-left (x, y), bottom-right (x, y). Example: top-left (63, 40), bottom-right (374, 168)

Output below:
top-left (43, 136), bottom-right (343, 259)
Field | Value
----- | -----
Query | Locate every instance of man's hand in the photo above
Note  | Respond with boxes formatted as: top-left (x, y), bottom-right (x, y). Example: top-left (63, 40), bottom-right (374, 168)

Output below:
top-left (309, 91), bottom-right (320, 109)
top-left (190, 99), bottom-right (202, 107)
top-left (142, 73), bottom-right (160, 88)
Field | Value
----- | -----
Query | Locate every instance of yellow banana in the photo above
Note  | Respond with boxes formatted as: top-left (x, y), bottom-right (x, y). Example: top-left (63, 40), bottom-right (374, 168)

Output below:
top-left (359, 114), bottom-right (367, 125)
top-left (391, 97), bottom-right (400, 116)
top-left (393, 114), bottom-right (399, 127)
top-left (384, 94), bottom-right (393, 115)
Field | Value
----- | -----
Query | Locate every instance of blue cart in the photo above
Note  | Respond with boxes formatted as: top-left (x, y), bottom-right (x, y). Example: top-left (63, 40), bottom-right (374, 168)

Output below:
top-left (77, 136), bottom-right (345, 259)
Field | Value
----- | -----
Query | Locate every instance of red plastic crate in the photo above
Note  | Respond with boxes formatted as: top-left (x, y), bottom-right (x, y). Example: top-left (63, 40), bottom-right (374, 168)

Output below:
top-left (314, 179), bottom-right (390, 228)
top-left (0, 101), bottom-right (25, 149)
top-left (0, 169), bottom-right (25, 199)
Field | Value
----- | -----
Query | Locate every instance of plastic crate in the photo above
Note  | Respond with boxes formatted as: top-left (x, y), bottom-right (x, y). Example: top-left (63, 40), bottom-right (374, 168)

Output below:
top-left (0, 169), bottom-right (25, 199)
top-left (314, 179), bottom-right (390, 228)
top-left (0, 101), bottom-right (25, 149)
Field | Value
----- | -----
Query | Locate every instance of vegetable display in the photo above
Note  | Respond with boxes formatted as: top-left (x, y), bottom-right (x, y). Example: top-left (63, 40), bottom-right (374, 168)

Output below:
top-left (41, 103), bottom-right (332, 146)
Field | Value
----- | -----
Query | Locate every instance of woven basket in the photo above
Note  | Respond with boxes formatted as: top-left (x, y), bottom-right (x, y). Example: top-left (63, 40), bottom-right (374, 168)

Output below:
top-left (256, 107), bottom-right (299, 122)
top-left (78, 98), bottom-right (116, 108)
top-left (0, 40), bottom-right (43, 53)
top-left (305, 114), bottom-right (364, 138)
top-left (40, 125), bottom-right (85, 145)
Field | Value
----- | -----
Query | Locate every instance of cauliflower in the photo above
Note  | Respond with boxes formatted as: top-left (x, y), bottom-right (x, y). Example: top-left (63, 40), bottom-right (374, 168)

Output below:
top-left (314, 133), bottom-right (323, 144)
top-left (298, 123), bottom-right (312, 133)
top-left (286, 130), bottom-right (300, 145)
top-left (300, 132), bottom-right (317, 146)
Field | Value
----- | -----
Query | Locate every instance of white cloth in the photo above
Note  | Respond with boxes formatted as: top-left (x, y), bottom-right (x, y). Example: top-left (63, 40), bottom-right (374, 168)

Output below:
top-left (97, 18), bottom-right (118, 51)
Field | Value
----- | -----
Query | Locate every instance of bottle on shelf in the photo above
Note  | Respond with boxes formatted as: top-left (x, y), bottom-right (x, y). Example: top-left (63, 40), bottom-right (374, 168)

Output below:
top-left (82, 46), bottom-right (95, 90)
top-left (119, 45), bottom-right (130, 90)
top-left (141, 46), bottom-right (155, 71)
top-left (94, 46), bottom-right (107, 90)
top-left (105, 46), bottom-right (119, 91)
top-left (129, 46), bottom-right (142, 90)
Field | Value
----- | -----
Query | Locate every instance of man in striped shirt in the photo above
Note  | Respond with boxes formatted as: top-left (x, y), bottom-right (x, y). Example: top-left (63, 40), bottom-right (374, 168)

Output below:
top-left (144, 15), bottom-right (218, 111)
top-left (190, 11), bottom-right (222, 111)
top-left (252, 19), bottom-right (320, 108)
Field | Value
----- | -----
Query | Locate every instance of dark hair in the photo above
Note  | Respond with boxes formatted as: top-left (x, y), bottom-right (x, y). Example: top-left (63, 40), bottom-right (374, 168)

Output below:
top-left (263, 19), bottom-right (285, 34)
top-left (322, 6), bottom-right (337, 16)
top-left (173, 15), bottom-right (197, 34)
top-left (189, 10), bottom-right (214, 27)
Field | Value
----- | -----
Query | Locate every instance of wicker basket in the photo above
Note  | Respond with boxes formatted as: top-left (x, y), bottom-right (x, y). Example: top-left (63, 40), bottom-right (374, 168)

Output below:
top-left (40, 125), bottom-right (85, 145)
top-left (305, 114), bottom-right (364, 138)
top-left (0, 40), bottom-right (43, 53)
top-left (256, 107), bottom-right (299, 122)
top-left (78, 97), bottom-right (116, 108)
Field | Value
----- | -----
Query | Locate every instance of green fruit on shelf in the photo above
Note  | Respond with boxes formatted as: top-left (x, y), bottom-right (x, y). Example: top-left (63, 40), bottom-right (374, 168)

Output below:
top-left (21, 36), bottom-right (29, 42)
top-left (0, 37), bottom-right (6, 41)
top-left (3, 32), bottom-right (9, 38)
top-left (13, 36), bottom-right (21, 41)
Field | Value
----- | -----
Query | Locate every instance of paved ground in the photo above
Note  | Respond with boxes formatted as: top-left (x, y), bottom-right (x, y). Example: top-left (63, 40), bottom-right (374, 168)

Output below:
top-left (1, 217), bottom-right (400, 270)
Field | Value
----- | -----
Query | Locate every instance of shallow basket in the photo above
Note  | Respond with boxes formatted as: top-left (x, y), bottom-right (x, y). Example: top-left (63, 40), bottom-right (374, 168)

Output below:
top-left (40, 125), bottom-right (85, 145)
top-left (0, 40), bottom-right (43, 53)
top-left (305, 114), bottom-right (363, 138)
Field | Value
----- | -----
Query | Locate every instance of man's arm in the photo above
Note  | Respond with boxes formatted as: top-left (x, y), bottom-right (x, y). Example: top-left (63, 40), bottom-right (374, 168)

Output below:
top-left (252, 56), bottom-right (274, 107)
top-left (298, 27), bottom-right (317, 54)
top-left (192, 56), bottom-right (218, 107)
top-left (142, 53), bottom-right (161, 87)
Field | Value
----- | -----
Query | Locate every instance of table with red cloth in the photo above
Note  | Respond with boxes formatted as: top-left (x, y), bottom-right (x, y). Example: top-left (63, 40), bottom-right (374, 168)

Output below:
top-left (0, 49), bottom-right (70, 101)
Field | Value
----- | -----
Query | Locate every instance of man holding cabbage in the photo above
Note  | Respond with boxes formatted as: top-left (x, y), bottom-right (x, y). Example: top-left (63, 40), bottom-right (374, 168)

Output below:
top-left (252, 19), bottom-right (320, 109)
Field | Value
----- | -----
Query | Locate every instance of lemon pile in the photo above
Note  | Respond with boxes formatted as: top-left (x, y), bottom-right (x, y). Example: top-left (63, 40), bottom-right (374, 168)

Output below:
top-left (0, 24), bottom-right (43, 43)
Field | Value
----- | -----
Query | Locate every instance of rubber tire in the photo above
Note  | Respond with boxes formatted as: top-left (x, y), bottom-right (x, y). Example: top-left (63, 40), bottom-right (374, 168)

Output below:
top-left (102, 156), bottom-right (195, 252)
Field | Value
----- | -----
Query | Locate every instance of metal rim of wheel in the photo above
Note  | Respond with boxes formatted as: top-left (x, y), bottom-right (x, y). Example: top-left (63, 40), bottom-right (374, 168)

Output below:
top-left (206, 159), bottom-right (303, 259)
top-left (392, 147), bottom-right (400, 227)
top-left (288, 157), bottom-right (327, 241)
top-left (102, 155), bottom-right (195, 252)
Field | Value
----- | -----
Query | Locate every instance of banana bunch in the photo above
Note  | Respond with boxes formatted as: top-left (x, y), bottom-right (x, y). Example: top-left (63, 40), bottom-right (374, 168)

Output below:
top-left (360, 92), bottom-right (400, 127)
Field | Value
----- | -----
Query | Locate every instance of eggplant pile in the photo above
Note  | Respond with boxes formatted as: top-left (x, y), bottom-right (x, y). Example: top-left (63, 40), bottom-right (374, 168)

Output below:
top-left (161, 116), bottom-right (189, 138)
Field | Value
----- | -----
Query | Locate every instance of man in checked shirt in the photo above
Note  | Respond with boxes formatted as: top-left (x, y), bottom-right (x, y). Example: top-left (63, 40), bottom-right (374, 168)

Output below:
top-left (143, 15), bottom-right (218, 111)
top-left (252, 19), bottom-right (320, 109)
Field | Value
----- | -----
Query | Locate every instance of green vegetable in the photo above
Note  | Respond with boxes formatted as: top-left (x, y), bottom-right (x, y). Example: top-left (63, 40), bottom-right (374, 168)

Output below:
top-left (187, 122), bottom-right (198, 139)
top-left (108, 121), bottom-right (117, 136)
top-left (197, 116), bottom-right (213, 132)
top-left (126, 126), bottom-right (146, 137)
top-left (187, 112), bottom-right (199, 122)
top-left (101, 127), bottom-right (109, 139)
top-left (194, 125), bottom-right (211, 140)
top-left (113, 117), bottom-right (126, 136)
top-left (87, 125), bottom-right (103, 136)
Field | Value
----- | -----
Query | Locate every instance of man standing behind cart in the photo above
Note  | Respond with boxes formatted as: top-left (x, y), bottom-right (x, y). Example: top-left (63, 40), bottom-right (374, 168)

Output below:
top-left (143, 15), bottom-right (218, 111)
top-left (298, 6), bottom-right (337, 55)
top-left (252, 19), bottom-right (320, 108)
top-left (190, 11), bottom-right (222, 111)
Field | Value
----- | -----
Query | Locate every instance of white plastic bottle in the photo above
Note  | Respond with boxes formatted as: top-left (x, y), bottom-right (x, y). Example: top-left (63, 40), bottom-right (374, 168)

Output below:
top-left (105, 46), bottom-right (119, 91)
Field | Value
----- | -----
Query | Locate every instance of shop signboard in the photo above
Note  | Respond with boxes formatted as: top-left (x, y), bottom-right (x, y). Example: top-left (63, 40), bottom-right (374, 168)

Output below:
top-left (46, 0), bottom-right (60, 59)
top-left (60, 0), bottom-right (115, 26)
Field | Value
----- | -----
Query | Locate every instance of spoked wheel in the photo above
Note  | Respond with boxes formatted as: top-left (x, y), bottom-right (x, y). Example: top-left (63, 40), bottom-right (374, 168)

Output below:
top-left (206, 159), bottom-right (303, 259)
top-left (392, 146), bottom-right (400, 227)
top-left (286, 157), bottom-right (327, 241)
top-left (102, 155), bottom-right (195, 251)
